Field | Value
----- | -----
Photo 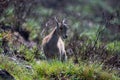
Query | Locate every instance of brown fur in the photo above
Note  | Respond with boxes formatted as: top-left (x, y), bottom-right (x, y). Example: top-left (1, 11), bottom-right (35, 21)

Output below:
top-left (42, 19), bottom-right (68, 61)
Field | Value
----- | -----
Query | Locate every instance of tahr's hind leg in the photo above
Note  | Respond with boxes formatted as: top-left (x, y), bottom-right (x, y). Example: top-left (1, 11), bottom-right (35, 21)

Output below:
top-left (61, 52), bottom-right (67, 62)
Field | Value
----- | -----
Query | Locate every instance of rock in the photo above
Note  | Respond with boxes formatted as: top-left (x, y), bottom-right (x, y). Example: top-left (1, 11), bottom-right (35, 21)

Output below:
top-left (0, 69), bottom-right (15, 80)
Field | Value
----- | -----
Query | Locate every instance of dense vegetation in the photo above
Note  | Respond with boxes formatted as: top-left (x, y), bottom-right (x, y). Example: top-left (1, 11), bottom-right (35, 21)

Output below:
top-left (0, 0), bottom-right (120, 80)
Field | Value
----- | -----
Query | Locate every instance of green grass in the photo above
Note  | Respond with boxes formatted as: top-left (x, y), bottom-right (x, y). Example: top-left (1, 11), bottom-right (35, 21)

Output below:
top-left (0, 55), bottom-right (119, 80)
top-left (0, 55), bottom-right (35, 80)
top-left (106, 41), bottom-right (120, 53)
top-left (33, 60), bottom-right (119, 80)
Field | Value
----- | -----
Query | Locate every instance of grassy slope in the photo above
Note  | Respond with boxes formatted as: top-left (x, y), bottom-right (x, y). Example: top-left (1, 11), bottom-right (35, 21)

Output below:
top-left (0, 55), bottom-right (119, 80)
top-left (0, 0), bottom-right (120, 80)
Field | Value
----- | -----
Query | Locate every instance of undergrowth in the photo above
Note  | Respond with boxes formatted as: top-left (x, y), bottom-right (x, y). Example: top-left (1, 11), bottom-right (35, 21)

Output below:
top-left (0, 55), bottom-right (119, 80)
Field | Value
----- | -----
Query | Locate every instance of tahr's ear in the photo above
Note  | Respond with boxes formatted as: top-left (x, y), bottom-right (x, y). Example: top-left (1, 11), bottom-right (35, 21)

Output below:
top-left (54, 17), bottom-right (59, 28)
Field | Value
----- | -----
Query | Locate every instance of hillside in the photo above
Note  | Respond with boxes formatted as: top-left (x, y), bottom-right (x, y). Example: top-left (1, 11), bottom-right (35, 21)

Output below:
top-left (0, 0), bottom-right (120, 80)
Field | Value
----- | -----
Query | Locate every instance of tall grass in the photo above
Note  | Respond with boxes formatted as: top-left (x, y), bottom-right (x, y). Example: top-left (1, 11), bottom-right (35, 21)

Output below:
top-left (0, 54), bottom-right (119, 80)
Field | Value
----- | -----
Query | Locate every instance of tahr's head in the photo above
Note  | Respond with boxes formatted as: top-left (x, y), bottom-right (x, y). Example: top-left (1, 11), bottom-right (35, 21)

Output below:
top-left (55, 17), bottom-right (68, 39)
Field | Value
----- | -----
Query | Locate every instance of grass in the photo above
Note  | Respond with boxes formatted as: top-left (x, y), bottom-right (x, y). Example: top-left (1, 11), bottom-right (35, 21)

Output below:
top-left (0, 54), bottom-right (120, 80)
top-left (33, 60), bottom-right (120, 80)
top-left (0, 55), bottom-right (35, 80)
top-left (106, 41), bottom-right (120, 53)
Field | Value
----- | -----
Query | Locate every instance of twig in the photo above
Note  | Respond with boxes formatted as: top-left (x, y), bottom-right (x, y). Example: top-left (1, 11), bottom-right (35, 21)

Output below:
top-left (92, 26), bottom-right (105, 51)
